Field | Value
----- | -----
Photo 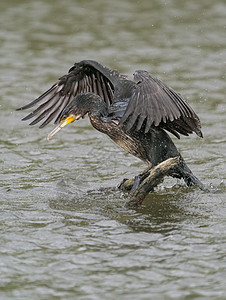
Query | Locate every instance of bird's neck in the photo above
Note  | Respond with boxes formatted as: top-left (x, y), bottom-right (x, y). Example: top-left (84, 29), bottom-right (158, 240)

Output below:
top-left (88, 98), bottom-right (108, 119)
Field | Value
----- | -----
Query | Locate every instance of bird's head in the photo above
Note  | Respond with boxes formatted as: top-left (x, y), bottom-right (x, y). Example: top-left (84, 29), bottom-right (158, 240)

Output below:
top-left (46, 93), bottom-right (102, 141)
top-left (46, 94), bottom-right (91, 141)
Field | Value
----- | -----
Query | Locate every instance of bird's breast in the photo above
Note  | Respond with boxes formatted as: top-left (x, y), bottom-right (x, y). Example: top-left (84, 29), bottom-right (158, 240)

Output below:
top-left (89, 114), bottom-right (150, 164)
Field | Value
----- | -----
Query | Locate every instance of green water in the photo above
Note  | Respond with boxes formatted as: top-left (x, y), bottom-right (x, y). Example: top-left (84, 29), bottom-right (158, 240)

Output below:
top-left (1, 0), bottom-right (226, 299)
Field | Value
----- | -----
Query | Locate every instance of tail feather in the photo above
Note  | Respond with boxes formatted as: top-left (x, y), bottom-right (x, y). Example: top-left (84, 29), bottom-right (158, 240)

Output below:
top-left (182, 170), bottom-right (204, 189)
top-left (170, 155), bottom-right (204, 190)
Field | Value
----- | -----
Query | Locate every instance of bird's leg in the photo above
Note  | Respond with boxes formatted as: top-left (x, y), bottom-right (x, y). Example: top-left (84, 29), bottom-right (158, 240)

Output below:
top-left (118, 178), bottom-right (129, 189)
top-left (118, 164), bottom-right (153, 192)
top-left (129, 171), bottom-right (151, 194)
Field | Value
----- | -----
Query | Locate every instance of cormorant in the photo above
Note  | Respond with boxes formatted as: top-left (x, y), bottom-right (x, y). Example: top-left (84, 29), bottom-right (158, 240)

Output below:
top-left (17, 60), bottom-right (203, 188)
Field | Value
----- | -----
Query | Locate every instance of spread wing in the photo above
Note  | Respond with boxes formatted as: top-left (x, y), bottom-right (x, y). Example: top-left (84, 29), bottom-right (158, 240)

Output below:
top-left (119, 71), bottom-right (203, 138)
top-left (17, 60), bottom-right (117, 128)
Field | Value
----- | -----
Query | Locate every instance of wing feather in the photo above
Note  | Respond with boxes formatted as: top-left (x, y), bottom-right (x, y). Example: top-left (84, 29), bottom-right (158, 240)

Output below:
top-left (17, 60), bottom-right (116, 127)
top-left (39, 95), bottom-right (69, 128)
top-left (120, 71), bottom-right (203, 138)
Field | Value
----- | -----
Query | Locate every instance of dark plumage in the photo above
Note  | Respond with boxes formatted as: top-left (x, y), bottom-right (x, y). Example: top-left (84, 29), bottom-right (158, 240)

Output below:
top-left (17, 60), bottom-right (203, 187)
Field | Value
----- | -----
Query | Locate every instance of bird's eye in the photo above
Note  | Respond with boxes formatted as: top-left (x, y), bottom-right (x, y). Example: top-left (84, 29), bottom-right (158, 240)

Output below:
top-left (61, 114), bottom-right (68, 121)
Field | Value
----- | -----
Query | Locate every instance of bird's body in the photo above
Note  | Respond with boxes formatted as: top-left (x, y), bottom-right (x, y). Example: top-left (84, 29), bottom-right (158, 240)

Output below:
top-left (80, 94), bottom-right (178, 165)
top-left (17, 60), bottom-right (203, 188)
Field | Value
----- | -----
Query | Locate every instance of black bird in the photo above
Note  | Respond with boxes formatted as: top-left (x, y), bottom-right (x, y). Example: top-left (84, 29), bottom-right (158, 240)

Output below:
top-left (17, 60), bottom-right (203, 188)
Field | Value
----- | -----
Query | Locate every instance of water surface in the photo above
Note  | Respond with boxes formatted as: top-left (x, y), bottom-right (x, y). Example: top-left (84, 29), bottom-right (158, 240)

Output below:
top-left (1, 0), bottom-right (226, 299)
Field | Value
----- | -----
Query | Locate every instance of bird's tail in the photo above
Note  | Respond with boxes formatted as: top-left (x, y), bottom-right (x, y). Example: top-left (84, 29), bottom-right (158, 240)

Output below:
top-left (170, 155), bottom-right (204, 190)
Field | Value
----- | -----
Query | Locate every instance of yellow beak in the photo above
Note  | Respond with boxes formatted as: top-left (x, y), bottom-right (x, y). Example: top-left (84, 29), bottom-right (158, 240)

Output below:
top-left (47, 115), bottom-right (75, 141)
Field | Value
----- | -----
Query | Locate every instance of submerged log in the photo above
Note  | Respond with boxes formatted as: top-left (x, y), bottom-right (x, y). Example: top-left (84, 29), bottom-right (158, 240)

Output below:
top-left (119, 157), bottom-right (180, 208)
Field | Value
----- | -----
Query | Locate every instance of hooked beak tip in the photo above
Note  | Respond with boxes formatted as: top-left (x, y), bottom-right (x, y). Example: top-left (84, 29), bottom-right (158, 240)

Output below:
top-left (46, 115), bottom-right (76, 141)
